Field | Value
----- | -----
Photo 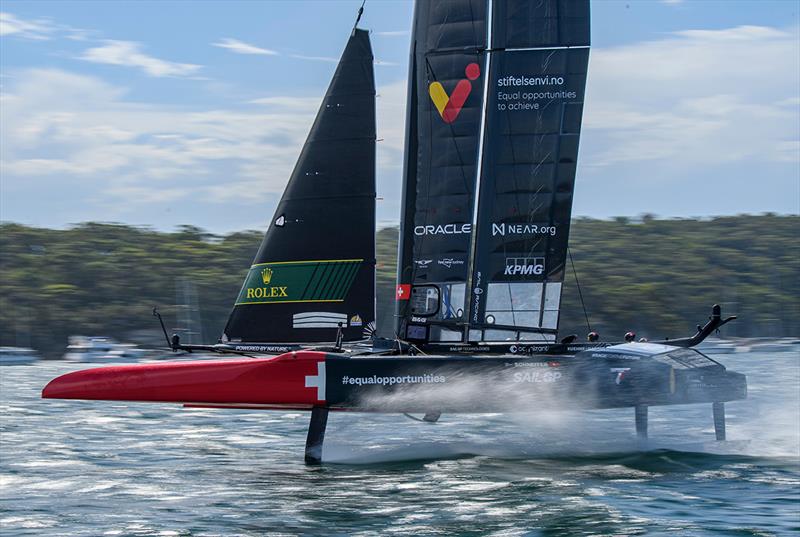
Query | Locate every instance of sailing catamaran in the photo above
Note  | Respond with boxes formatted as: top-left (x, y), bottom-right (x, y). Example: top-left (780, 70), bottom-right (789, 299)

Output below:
top-left (43, 0), bottom-right (747, 464)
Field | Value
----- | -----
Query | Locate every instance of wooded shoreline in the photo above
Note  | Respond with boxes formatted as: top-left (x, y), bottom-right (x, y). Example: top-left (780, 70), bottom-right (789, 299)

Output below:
top-left (1, 214), bottom-right (797, 357)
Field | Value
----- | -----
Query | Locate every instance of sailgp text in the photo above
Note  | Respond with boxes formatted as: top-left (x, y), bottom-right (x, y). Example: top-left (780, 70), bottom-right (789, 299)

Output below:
top-left (513, 371), bottom-right (563, 383)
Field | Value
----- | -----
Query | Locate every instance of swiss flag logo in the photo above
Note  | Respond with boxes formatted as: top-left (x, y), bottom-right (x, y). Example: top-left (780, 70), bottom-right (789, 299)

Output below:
top-left (396, 284), bottom-right (411, 300)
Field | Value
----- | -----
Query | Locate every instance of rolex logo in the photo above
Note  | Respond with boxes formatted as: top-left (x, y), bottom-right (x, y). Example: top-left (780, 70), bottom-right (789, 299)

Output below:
top-left (261, 267), bottom-right (273, 285)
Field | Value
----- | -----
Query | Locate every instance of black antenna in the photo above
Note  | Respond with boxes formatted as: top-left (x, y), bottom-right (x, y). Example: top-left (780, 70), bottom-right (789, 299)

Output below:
top-left (353, 0), bottom-right (366, 32)
top-left (152, 307), bottom-right (172, 349)
top-left (335, 322), bottom-right (344, 350)
top-left (569, 249), bottom-right (592, 333)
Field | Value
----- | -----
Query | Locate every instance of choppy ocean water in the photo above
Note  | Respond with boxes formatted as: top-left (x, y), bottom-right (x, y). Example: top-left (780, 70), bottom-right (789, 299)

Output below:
top-left (1, 351), bottom-right (798, 536)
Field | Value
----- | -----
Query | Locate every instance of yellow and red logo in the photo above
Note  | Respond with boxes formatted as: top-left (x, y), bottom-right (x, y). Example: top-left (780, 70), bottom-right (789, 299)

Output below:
top-left (428, 62), bottom-right (481, 124)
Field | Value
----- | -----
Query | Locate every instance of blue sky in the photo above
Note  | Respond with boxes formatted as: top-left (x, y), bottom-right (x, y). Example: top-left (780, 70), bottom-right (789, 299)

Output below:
top-left (1, 0), bottom-right (798, 233)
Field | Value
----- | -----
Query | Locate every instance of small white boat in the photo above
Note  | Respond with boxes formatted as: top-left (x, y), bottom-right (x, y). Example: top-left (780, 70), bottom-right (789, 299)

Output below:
top-left (63, 336), bottom-right (147, 363)
top-left (695, 338), bottom-right (740, 355)
top-left (0, 346), bottom-right (41, 365)
top-left (748, 338), bottom-right (800, 354)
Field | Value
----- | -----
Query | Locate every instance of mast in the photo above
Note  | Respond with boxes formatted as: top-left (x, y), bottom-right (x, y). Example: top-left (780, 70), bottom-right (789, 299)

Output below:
top-left (463, 0), bottom-right (494, 342)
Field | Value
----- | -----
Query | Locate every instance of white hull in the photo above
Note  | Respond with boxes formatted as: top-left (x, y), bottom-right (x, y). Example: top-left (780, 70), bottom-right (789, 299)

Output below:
top-left (0, 347), bottom-right (40, 365)
top-left (694, 339), bottom-right (741, 355)
top-left (748, 343), bottom-right (800, 353)
top-left (695, 345), bottom-right (738, 355)
top-left (63, 351), bottom-right (143, 363)
top-left (62, 336), bottom-right (146, 363)
top-left (0, 356), bottom-right (39, 365)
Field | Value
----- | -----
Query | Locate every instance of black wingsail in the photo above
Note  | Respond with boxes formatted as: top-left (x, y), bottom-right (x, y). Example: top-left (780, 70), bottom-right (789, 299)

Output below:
top-left (467, 0), bottom-right (590, 343)
top-left (396, 0), bottom-right (489, 342)
top-left (397, 0), bottom-right (590, 344)
top-left (223, 29), bottom-right (376, 344)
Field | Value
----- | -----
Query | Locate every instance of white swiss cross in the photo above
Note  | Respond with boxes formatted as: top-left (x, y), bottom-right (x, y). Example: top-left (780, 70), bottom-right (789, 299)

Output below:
top-left (304, 361), bottom-right (326, 401)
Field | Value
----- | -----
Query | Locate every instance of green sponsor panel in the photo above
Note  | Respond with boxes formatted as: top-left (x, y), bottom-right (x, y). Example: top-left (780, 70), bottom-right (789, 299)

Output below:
top-left (235, 259), bottom-right (363, 305)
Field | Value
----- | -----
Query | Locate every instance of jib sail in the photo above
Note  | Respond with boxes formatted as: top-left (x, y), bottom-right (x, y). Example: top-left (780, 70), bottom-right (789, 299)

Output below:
top-left (397, 0), bottom-right (590, 344)
top-left (223, 29), bottom-right (376, 344)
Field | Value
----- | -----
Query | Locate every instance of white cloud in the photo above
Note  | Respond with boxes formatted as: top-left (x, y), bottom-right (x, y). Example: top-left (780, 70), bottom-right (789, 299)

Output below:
top-left (0, 67), bottom-right (408, 229)
top-left (1, 11), bottom-right (93, 42)
top-left (582, 25), bottom-right (800, 169)
top-left (249, 96), bottom-right (321, 109)
top-left (672, 25), bottom-right (790, 43)
top-left (0, 69), bottom-right (309, 195)
top-left (775, 96), bottom-right (800, 107)
top-left (79, 40), bottom-right (202, 77)
top-left (289, 54), bottom-right (338, 63)
top-left (375, 79), bottom-right (407, 169)
top-left (375, 30), bottom-right (409, 37)
top-left (3, 23), bottom-right (797, 229)
top-left (212, 38), bottom-right (278, 56)
top-left (0, 12), bottom-right (53, 39)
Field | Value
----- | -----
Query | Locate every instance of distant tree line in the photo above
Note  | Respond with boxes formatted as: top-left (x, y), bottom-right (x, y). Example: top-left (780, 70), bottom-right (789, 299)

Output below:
top-left (0, 214), bottom-right (797, 357)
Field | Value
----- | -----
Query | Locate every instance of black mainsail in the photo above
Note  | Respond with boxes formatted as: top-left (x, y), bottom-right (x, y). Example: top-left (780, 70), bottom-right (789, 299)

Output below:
top-left (223, 29), bottom-right (376, 344)
top-left (397, 0), bottom-right (590, 344)
top-left (396, 0), bottom-right (488, 342)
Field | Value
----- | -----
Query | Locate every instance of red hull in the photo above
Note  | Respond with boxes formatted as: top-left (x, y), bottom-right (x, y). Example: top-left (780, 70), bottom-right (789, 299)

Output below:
top-left (42, 351), bottom-right (326, 409)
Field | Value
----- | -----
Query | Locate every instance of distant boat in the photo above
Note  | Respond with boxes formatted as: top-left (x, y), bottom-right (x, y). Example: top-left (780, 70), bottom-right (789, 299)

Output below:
top-left (747, 338), bottom-right (800, 354)
top-left (0, 346), bottom-right (40, 365)
top-left (63, 336), bottom-right (146, 363)
top-left (694, 338), bottom-right (740, 355)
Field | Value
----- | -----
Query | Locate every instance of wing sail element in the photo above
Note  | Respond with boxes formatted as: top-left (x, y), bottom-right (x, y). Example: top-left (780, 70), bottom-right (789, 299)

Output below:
top-left (396, 0), bottom-right (590, 344)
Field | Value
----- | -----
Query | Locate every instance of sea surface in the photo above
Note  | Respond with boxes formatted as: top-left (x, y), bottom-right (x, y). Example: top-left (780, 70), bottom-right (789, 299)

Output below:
top-left (1, 351), bottom-right (798, 536)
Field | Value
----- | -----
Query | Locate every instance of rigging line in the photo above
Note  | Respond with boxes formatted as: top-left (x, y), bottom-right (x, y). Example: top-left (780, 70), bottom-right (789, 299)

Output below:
top-left (568, 248), bottom-right (592, 333)
top-left (353, 0), bottom-right (366, 31)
